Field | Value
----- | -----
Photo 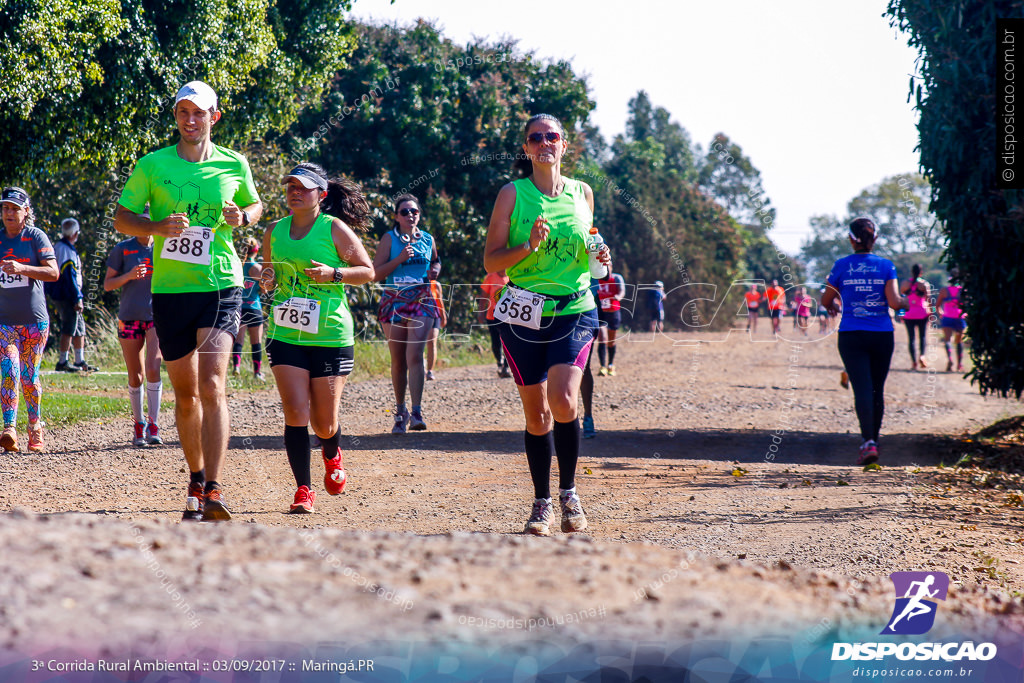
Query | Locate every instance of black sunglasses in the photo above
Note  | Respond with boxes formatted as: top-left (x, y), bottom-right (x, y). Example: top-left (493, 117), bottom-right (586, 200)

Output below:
top-left (399, 207), bottom-right (420, 217)
top-left (526, 131), bottom-right (562, 144)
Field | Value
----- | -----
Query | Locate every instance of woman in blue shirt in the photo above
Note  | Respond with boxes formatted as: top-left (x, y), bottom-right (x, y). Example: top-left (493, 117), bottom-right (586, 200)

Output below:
top-left (821, 218), bottom-right (908, 465)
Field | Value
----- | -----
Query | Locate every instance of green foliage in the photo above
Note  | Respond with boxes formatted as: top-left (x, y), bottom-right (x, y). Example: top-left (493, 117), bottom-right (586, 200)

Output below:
top-left (584, 95), bottom-right (745, 330)
top-left (799, 174), bottom-right (944, 284)
top-left (0, 0), bottom-right (356, 180)
top-left (287, 21), bottom-right (595, 330)
top-left (888, 0), bottom-right (1024, 397)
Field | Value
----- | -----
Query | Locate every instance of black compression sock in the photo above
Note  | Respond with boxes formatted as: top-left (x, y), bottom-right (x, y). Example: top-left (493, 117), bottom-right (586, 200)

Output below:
top-left (190, 469), bottom-right (206, 485)
top-left (252, 342), bottom-right (263, 365)
top-left (608, 345), bottom-right (617, 365)
top-left (284, 424), bottom-right (312, 488)
top-left (553, 419), bottom-right (581, 491)
top-left (204, 480), bottom-right (220, 493)
top-left (524, 430), bottom-right (554, 500)
top-left (321, 428), bottom-right (341, 460)
top-left (597, 344), bottom-right (607, 367)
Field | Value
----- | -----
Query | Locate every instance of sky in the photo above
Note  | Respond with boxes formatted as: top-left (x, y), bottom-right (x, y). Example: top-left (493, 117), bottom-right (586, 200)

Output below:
top-left (349, 0), bottom-right (923, 254)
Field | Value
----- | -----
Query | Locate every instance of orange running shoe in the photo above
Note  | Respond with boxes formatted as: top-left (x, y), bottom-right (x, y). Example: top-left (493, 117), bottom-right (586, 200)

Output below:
top-left (27, 422), bottom-right (44, 453)
top-left (202, 487), bottom-right (231, 521)
top-left (1, 425), bottom-right (18, 452)
top-left (323, 452), bottom-right (347, 495)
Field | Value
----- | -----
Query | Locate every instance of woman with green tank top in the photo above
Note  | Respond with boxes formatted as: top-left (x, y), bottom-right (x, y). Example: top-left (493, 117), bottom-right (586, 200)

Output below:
top-left (260, 163), bottom-right (375, 514)
top-left (484, 113), bottom-right (610, 537)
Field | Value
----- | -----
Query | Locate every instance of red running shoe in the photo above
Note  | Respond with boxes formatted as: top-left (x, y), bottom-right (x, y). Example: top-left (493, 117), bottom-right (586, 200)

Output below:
top-left (856, 440), bottom-right (879, 466)
top-left (202, 487), bottom-right (231, 521)
top-left (289, 485), bottom-right (316, 514)
top-left (324, 452), bottom-right (347, 495)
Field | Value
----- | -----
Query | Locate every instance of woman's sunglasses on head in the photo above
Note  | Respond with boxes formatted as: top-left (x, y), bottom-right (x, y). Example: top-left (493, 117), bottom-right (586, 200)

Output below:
top-left (526, 131), bottom-right (562, 144)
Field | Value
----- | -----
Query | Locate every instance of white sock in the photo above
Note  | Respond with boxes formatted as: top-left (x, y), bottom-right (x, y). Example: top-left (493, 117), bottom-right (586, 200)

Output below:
top-left (559, 487), bottom-right (577, 500)
top-left (60, 351), bottom-right (69, 363)
top-left (74, 347), bottom-right (84, 364)
top-left (146, 381), bottom-right (162, 425)
top-left (128, 385), bottom-right (143, 423)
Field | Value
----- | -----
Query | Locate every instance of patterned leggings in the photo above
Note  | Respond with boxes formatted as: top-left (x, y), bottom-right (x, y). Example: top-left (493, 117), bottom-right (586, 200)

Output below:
top-left (0, 322), bottom-right (48, 426)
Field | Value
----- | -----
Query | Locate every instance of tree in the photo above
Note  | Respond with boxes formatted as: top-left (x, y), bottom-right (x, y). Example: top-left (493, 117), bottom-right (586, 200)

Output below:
top-left (0, 0), bottom-right (357, 181)
top-left (887, 1), bottom-right (1024, 398)
top-left (286, 20), bottom-right (595, 328)
top-left (588, 94), bottom-right (744, 330)
top-left (799, 174), bottom-right (944, 285)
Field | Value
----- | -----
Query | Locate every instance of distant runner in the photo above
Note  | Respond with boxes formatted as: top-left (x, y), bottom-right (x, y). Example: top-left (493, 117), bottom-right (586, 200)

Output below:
top-left (596, 270), bottom-right (625, 376)
top-left (373, 194), bottom-right (441, 433)
top-left (104, 233), bottom-right (163, 446)
top-left (744, 284), bottom-right (762, 334)
top-left (765, 279), bottom-right (786, 337)
top-left (900, 264), bottom-right (932, 370)
top-left (478, 270), bottom-right (511, 378)
top-left (647, 281), bottom-right (665, 333)
top-left (233, 237), bottom-right (265, 380)
top-left (936, 267), bottom-right (966, 372)
top-left (821, 218), bottom-right (907, 465)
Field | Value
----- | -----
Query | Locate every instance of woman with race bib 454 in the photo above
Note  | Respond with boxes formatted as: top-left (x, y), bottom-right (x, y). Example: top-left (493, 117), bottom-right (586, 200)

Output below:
top-left (484, 113), bottom-right (609, 536)
top-left (261, 163), bottom-right (375, 514)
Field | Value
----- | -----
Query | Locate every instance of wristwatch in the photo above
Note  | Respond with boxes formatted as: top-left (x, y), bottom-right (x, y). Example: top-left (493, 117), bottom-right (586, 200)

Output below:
top-left (333, 267), bottom-right (344, 283)
top-left (240, 209), bottom-right (251, 227)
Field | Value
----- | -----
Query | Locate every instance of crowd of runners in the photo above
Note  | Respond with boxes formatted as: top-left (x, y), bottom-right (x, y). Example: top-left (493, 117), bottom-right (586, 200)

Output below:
top-left (0, 80), bottom-right (969, 533)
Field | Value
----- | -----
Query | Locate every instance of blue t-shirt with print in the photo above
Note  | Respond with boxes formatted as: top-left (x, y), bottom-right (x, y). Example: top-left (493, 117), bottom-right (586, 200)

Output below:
top-left (827, 253), bottom-right (898, 332)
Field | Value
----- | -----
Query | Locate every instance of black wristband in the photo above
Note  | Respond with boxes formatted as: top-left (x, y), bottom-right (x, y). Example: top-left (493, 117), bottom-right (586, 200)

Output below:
top-left (333, 267), bottom-right (344, 283)
top-left (241, 209), bottom-right (250, 227)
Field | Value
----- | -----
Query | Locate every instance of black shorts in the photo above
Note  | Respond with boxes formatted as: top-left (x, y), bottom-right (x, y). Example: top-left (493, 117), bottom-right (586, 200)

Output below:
top-left (770, 308), bottom-right (783, 319)
top-left (266, 339), bottom-right (354, 378)
top-left (152, 287), bottom-right (242, 362)
top-left (497, 309), bottom-right (597, 386)
top-left (240, 307), bottom-right (265, 328)
top-left (598, 308), bottom-right (622, 331)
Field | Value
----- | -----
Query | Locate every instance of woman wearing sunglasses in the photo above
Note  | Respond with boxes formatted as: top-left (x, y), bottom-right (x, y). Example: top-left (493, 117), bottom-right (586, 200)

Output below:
top-left (484, 113), bottom-right (609, 536)
top-left (373, 194), bottom-right (442, 433)
top-left (261, 163), bottom-right (375, 513)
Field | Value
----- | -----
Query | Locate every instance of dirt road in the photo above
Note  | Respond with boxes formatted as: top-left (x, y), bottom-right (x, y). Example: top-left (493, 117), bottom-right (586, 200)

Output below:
top-left (1, 326), bottom-right (1022, 671)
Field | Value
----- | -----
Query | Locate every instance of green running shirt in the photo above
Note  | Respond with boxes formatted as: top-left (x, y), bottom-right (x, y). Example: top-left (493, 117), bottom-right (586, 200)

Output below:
top-left (507, 177), bottom-right (596, 317)
top-left (266, 213), bottom-right (355, 347)
top-left (118, 144), bottom-right (260, 294)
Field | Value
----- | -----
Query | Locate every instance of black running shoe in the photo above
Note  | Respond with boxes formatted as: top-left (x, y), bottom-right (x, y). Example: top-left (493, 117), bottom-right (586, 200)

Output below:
top-left (202, 488), bottom-right (232, 521)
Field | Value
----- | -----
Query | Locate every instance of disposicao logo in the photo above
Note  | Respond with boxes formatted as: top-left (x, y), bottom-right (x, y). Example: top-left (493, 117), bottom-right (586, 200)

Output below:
top-left (831, 571), bottom-right (997, 662)
top-left (881, 571), bottom-right (948, 635)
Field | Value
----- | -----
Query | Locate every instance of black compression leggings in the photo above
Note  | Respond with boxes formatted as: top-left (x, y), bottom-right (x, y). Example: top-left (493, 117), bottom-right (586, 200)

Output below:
top-left (488, 324), bottom-right (504, 366)
top-left (905, 318), bottom-right (927, 362)
top-left (837, 331), bottom-right (895, 442)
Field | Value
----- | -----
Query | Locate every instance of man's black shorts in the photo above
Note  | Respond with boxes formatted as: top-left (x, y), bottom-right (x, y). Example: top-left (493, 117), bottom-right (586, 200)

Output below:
top-left (152, 287), bottom-right (242, 362)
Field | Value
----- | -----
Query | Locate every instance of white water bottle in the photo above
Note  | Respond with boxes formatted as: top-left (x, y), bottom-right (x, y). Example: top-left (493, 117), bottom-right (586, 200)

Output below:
top-left (587, 227), bottom-right (608, 279)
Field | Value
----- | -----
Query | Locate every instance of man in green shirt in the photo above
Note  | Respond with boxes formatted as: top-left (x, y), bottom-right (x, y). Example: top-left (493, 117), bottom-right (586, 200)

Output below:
top-left (115, 81), bottom-right (263, 522)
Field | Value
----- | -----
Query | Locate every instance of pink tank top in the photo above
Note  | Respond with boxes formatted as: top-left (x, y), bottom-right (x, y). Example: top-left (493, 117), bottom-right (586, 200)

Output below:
top-left (942, 285), bottom-right (963, 318)
top-left (905, 279), bottom-right (929, 320)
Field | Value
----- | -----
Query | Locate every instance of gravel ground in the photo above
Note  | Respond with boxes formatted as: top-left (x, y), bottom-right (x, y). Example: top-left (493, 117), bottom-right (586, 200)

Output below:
top-left (1, 326), bottom-right (1022, 673)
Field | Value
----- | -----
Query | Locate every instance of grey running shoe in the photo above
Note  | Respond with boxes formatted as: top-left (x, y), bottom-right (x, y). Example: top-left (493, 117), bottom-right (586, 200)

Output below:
top-left (409, 409), bottom-right (427, 431)
top-left (524, 498), bottom-right (554, 536)
top-left (559, 491), bottom-right (588, 533)
top-left (391, 406), bottom-right (409, 434)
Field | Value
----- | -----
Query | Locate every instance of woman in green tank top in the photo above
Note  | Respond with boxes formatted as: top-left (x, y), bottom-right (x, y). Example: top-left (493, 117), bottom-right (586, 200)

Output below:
top-left (484, 113), bottom-right (611, 538)
top-left (260, 163), bottom-right (375, 514)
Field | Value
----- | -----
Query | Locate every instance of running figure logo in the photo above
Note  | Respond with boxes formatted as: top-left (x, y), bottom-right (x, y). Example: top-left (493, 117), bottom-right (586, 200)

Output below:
top-left (881, 571), bottom-right (949, 635)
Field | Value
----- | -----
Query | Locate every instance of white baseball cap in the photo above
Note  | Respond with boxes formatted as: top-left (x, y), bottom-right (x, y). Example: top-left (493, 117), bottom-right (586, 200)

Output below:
top-left (175, 81), bottom-right (219, 111)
